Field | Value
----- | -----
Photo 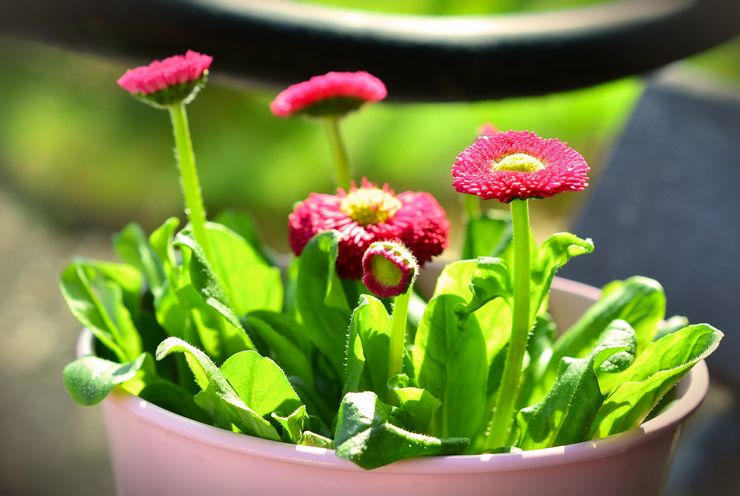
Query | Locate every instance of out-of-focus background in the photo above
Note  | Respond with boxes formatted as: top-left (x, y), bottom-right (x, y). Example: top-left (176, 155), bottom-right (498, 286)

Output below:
top-left (0, 0), bottom-right (738, 494)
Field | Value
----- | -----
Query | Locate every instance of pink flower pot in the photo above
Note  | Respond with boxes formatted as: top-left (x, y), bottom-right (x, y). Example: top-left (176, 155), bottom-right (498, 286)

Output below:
top-left (77, 277), bottom-right (709, 496)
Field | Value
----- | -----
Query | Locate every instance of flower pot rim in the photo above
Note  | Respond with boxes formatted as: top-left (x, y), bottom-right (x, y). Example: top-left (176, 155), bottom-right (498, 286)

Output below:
top-left (78, 277), bottom-right (710, 474)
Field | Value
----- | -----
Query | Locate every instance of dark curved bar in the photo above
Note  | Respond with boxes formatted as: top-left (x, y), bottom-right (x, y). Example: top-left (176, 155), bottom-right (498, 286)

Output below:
top-left (0, 0), bottom-right (737, 101)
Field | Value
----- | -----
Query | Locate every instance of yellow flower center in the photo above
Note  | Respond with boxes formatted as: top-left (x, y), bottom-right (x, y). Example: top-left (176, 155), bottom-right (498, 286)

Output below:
top-left (370, 255), bottom-right (403, 286)
top-left (492, 153), bottom-right (546, 173)
top-left (340, 188), bottom-right (402, 225)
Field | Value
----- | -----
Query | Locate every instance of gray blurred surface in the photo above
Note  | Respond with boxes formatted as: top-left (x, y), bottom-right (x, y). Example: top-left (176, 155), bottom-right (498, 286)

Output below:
top-left (0, 190), bottom-right (114, 495)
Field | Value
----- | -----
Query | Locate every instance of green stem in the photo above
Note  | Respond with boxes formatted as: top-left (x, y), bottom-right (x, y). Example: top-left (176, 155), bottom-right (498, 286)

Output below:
top-left (486, 198), bottom-right (532, 448)
top-left (168, 102), bottom-right (211, 259)
top-left (387, 286), bottom-right (412, 400)
top-left (323, 116), bottom-right (352, 190)
top-left (463, 194), bottom-right (482, 220)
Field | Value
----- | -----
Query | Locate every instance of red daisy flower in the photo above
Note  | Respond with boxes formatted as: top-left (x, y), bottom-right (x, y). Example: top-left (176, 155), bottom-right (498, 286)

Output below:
top-left (117, 50), bottom-right (213, 107)
top-left (270, 71), bottom-right (387, 118)
top-left (289, 179), bottom-right (449, 279)
top-left (362, 242), bottom-right (418, 298)
top-left (452, 131), bottom-right (590, 203)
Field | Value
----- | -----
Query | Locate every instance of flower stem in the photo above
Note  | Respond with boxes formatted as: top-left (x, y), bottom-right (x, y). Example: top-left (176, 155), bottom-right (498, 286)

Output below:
top-left (323, 116), bottom-right (352, 190)
top-left (486, 198), bottom-right (532, 448)
top-left (168, 102), bottom-right (211, 259)
top-left (463, 194), bottom-right (482, 220)
top-left (388, 286), bottom-right (412, 396)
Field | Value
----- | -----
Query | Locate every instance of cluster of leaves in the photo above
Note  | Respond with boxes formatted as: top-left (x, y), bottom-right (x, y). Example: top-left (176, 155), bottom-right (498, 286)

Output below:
top-left (62, 210), bottom-right (722, 469)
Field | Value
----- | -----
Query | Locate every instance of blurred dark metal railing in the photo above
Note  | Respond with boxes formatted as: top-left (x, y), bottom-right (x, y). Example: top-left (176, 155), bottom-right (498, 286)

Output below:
top-left (0, 0), bottom-right (738, 100)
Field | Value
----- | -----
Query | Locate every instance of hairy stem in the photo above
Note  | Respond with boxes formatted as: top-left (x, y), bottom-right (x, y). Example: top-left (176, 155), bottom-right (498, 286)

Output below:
top-left (169, 102), bottom-right (210, 259)
top-left (486, 198), bottom-right (532, 448)
top-left (323, 116), bottom-right (352, 190)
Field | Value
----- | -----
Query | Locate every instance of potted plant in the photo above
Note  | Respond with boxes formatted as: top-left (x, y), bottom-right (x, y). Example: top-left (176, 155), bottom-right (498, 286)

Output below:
top-left (62, 51), bottom-right (721, 495)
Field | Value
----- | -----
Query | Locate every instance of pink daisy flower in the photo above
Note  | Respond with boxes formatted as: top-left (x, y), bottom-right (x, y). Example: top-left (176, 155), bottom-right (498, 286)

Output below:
top-left (270, 71), bottom-right (387, 118)
top-left (117, 50), bottom-right (213, 107)
top-left (362, 242), bottom-right (418, 298)
top-left (452, 131), bottom-right (590, 203)
top-left (289, 179), bottom-right (449, 279)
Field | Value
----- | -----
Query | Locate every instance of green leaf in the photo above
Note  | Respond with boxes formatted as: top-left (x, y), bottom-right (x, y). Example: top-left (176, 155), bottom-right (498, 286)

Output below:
top-left (294, 231), bottom-right (351, 375)
top-left (653, 315), bottom-right (690, 341)
top-left (465, 257), bottom-right (512, 314)
top-left (516, 314), bottom-right (557, 408)
top-left (206, 222), bottom-right (282, 314)
top-left (220, 350), bottom-right (303, 418)
top-left (156, 337), bottom-right (280, 441)
top-left (551, 276), bottom-right (666, 371)
top-left (594, 320), bottom-right (637, 374)
top-left (343, 295), bottom-right (392, 396)
top-left (531, 233), bottom-right (593, 321)
top-left (148, 218), bottom-right (248, 361)
top-left (461, 209), bottom-right (512, 259)
top-left (390, 386), bottom-right (441, 435)
top-left (138, 380), bottom-right (210, 423)
top-left (272, 405), bottom-right (308, 443)
top-left (592, 324), bottom-right (722, 438)
top-left (299, 431), bottom-right (334, 448)
top-left (114, 223), bottom-right (165, 294)
top-left (412, 294), bottom-right (488, 439)
top-left (432, 260), bottom-right (477, 300)
top-left (242, 313), bottom-right (315, 388)
top-left (213, 209), bottom-right (270, 263)
top-left (517, 341), bottom-right (628, 450)
top-left (334, 392), bottom-right (468, 469)
top-left (63, 353), bottom-right (153, 406)
top-left (174, 229), bottom-right (257, 354)
top-left (60, 261), bottom-right (143, 362)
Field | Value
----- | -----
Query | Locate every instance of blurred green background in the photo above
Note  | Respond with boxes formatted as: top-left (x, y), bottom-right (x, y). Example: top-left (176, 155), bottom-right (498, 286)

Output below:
top-left (0, 2), bottom-right (737, 251)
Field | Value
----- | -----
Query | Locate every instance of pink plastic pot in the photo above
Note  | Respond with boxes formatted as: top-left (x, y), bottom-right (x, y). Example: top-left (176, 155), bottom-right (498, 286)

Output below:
top-left (77, 277), bottom-right (709, 496)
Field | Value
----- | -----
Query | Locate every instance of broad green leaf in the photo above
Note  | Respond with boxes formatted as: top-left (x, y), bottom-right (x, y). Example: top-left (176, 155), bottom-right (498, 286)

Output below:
top-left (592, 324), bottom-right (722, 438)
top-left (213, 209), bottom-right (270, 263)
top-left (114, 223), bottom-right (165, 293)
top-left (299, 431), bottom-right (334, 448)
top-left (138, 380), bottom-right (210, 423)
top-left (432, 260), bottom-right (477, 300)
top-left (390, 386), bottom-right (441, 435)
top-left (343, 295), bottom-right (392, 397)
top-left (205, 222), bottom-right (282, 314)
top-left (242, 313), bottom-right (315, 388)
top-left (531, 233), bottom-right (593, 321)
top-left (516, 314), bottom-right (557, 408)
top-left (517, 340), bottom-right (628, 450)
top-left (60, 261), bottom-right (143, 362)
top-left (465, 257), bottom-right (512, 314)
top-left (551, 276), bottom-right (666, 372)
top-left (461, 209), bottom-right (512, 259)
top-left (272, 405), bottom-right (308, 443)
top-left (156, 338), bottom-right (280, 441)
top-left (149, 218), bottom-right (250, 361)
top-left (412, 294), bottom-right (488, 439)
top-left (334, 392), bottom-right (468, 469)
top-left (220, 350), bottom-right (303, 418)
top-left (594, 320), bottom-right (637, 374)
top-left (653, 315), bottom-right (690, 341)
top-left (294, 231), bottom-right (351, 375)
top-left (63, 353), bottom-right (153, 406)
top-left (174, 230), bottom-right (257, 353)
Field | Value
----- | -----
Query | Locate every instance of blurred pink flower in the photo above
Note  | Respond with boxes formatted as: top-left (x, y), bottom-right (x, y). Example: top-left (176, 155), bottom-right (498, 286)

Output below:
top-left (271, 71), bottom-right (387, 118)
